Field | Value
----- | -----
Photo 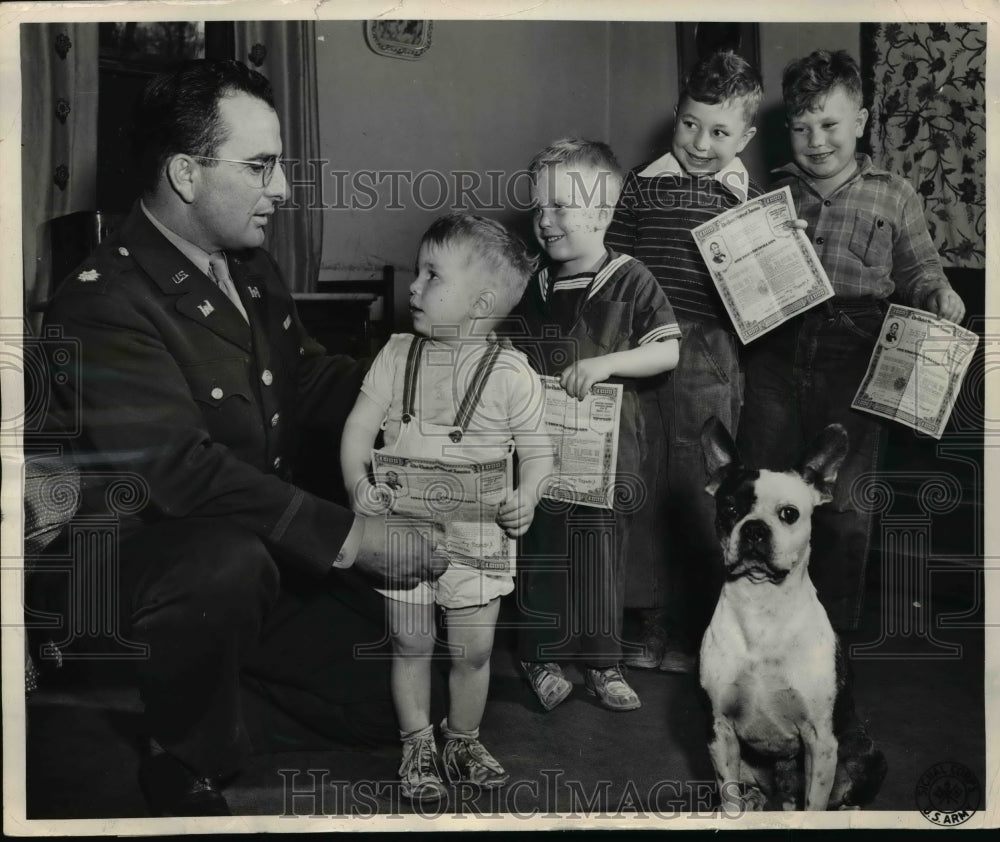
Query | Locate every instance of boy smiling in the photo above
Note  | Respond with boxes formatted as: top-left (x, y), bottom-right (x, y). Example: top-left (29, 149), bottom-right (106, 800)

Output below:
top-left (605, 50), bottom-right (765, 675)
top-left (737, 50), bottom-right (965, 630)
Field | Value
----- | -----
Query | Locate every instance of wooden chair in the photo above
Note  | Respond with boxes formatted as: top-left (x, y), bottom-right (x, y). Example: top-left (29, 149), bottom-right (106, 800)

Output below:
top-left (292, 266), bottom-right (396, 358)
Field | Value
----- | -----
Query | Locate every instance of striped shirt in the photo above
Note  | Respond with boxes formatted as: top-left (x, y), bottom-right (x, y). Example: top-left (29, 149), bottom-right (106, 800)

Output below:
top-left (606, 154), bottom-right (763, 325)
top-left (773, 155), bottom-right (950, 305)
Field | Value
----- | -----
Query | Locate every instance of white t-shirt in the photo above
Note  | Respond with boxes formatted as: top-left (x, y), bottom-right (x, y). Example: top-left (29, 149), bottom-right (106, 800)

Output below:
top-left (361, 333), bottom-right (546, 460)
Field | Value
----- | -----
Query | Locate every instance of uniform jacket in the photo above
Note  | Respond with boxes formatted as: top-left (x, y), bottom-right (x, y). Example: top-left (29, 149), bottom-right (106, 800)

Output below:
top-left (44, 204), bottom-right (363, 578)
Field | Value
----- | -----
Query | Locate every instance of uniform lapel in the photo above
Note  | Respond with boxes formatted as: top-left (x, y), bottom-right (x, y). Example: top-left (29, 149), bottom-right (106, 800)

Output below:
top-left (122, 205), bottom-right (253, 352)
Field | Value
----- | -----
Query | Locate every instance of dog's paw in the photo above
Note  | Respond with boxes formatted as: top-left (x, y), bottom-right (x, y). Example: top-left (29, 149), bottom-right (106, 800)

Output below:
top-left (740, 787), bottom-right (767, 812)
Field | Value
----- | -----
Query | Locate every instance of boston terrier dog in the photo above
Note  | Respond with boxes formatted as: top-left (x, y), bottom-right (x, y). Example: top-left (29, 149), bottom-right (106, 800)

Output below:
top-left (698, 417), bottom-right (887, 811)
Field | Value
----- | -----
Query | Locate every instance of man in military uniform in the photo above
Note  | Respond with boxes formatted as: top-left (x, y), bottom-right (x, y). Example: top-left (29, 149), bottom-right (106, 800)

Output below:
top-left (42, 59), bottom-right (444, 817)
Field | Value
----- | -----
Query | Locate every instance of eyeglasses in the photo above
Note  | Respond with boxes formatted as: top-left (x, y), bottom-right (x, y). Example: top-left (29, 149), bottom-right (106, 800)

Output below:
top-left (190, 155), bottom-right (283, 188)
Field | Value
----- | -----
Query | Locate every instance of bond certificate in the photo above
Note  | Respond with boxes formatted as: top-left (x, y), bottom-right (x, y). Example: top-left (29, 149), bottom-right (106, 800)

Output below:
top-left (851, 305), bottom-right (978, 439)
top-left (691, 186), bottom-right (834, 343)
top-left (371, 451), bottom-right (515, 572)
top-left (539, 376), bottom-right (623, 509)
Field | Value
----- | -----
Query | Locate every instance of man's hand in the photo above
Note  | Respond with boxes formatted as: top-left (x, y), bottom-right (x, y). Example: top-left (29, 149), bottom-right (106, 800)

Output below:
top-left (497, 490), bottom-right (541, 538)
top-left (923, 288), bottom-right (966, 324)
top-left (559, 357), bottom-right (611, 400)
top-left (352, 515), bottom-right (448, 588)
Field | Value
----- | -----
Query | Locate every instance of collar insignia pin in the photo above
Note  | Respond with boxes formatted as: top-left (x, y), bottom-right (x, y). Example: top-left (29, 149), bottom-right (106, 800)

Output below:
top-left (197, 300), bottom-right (215, 317)
top-left (172, 270), bottom-right (189, 285)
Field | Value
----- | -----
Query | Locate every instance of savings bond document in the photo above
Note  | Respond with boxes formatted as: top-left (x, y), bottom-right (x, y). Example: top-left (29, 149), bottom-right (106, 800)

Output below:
top-left (371, 451), bottom-right (515, 572)
top-left (539, 376), bottom-right (623, 509)
top-left (691, 186), bottom-right (834, 343)
top-left (851, 304), bottom-right (978, 439)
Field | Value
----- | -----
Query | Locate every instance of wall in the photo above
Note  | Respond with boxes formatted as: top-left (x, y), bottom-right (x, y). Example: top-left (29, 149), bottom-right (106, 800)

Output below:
top-left (315, 19), bottom-right (679, 320)
top-left (315, 21), bottom-right (860, 318)
top-left (755, 23), bottom-right (861, 179)
top-left (316, 20), bottom-right (608, 318)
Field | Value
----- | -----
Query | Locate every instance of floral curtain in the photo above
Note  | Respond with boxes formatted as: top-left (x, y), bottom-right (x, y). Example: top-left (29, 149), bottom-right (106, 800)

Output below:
top-left (21, 24), bottom-right (99, 329)
top-left (234, 21), bottom-right (322, 292)
top-left (863, 22), bottom-right (985, 269)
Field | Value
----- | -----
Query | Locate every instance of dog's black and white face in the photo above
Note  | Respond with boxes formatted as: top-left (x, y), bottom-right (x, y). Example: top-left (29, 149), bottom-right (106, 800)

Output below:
top-left (701, 418), bottom-right (849, 585)
top-left (710, 467), bottom-right (826, 583)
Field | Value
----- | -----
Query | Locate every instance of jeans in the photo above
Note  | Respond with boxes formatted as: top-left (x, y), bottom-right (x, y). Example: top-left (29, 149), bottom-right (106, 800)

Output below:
top-left (628, 318), bottom-right (741, 637)
top-left (737, 300), bottom-right (887, 630)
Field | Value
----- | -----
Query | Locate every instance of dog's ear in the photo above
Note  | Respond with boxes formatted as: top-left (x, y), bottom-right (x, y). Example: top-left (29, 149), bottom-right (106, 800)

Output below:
top-left (701, 416), bottom-right (740, 496)
top-left (795, 424), bottom-right (849, 503)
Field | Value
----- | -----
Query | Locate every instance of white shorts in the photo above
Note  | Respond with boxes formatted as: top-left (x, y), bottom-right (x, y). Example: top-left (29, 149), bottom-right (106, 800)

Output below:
top-left (377, 564), bottom-right (514, 609)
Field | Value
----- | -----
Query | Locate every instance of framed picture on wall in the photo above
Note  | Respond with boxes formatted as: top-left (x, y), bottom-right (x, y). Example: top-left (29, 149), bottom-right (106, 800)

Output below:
top-left (364, 20), bottom-right (433, 60)
top-left (676, 22), bottom-right (760, 79)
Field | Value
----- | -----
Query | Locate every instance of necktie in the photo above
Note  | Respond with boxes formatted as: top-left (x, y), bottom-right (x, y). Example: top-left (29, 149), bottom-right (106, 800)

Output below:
top-left (208, 252), bottom-right (249, 323)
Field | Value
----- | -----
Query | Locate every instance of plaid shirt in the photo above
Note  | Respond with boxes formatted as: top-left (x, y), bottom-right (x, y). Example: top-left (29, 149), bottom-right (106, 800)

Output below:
top-left (774, 154), bottom-right (951, 306)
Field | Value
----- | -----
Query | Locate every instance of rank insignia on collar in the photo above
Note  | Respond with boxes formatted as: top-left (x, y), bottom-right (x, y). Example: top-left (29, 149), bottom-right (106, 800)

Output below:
top-left (197, 300), bottom-right (215, 317)
top-left (77, 269), bottom-right (100, 282)
top-left (172, 270), bottom-right (189, 284)
top-left (248, 286), bottom-right (261, 299)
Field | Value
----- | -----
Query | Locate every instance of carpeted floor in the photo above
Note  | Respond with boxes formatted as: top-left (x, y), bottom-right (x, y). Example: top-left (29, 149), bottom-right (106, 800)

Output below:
top-left (23, 559), bottom-right (985, 821)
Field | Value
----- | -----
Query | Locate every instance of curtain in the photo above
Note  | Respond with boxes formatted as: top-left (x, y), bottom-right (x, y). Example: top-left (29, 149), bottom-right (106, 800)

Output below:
top-left (20, 24), bottom-right (99, 330)
top-left (234, 21), bottom-right (322, 292)
top-left (863, 22), bottom-right (985, 269)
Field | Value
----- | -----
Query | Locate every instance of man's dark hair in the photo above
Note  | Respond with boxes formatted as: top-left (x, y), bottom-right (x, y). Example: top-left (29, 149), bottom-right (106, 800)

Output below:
top-left (680, 50), bottom-right (764, 126)
top-left (131, 59), bottom-right (275, 195)
top-left (782, 50), bottom-right (863, 117)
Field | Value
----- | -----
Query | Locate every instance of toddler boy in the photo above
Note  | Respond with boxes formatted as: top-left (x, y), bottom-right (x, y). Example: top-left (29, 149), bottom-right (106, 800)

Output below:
top-left (341, 214), bottom-right (554, 800)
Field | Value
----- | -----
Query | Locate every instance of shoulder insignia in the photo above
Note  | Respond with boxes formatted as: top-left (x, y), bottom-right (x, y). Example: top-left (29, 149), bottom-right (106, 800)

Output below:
top-left (77, 269), bottom-right (100, 282)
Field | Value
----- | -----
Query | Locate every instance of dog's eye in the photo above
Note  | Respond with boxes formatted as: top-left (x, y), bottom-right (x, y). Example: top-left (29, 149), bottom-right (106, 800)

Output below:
top-left (778, 506), bottom-right (799, 524)
top-left (721, 502), bottom-right (738, 518)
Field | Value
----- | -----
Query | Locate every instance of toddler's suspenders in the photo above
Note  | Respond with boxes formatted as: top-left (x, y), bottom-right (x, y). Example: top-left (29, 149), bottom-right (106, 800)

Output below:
top-left (401, 336), bottom-right (503, 440)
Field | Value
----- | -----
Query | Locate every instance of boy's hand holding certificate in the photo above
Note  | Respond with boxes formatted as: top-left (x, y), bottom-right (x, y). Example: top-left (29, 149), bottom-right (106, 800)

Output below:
top-left (851, 305), bottom-right (978, 440)
top-left (691, 186), bottom-right (834, 343)
top-left (539, 376), bottom-right (623, 509)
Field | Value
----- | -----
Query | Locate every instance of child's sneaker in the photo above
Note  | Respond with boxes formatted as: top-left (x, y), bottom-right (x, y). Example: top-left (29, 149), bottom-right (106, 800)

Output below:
top-left (585, 664), bottom-right (642, 711)
top-left (440, 720), bottom-right (509, 789)
top-left (398, 725), bottom-right (447, 801)
top-left (521, 660), bottom-right (572, 711)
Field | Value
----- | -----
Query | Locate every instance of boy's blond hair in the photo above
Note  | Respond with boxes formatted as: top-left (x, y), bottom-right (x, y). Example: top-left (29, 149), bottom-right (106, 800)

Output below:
top-left (419, 213), bottom-right (537, 317)
top-left (528, 138), bottom-right (625, 209)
